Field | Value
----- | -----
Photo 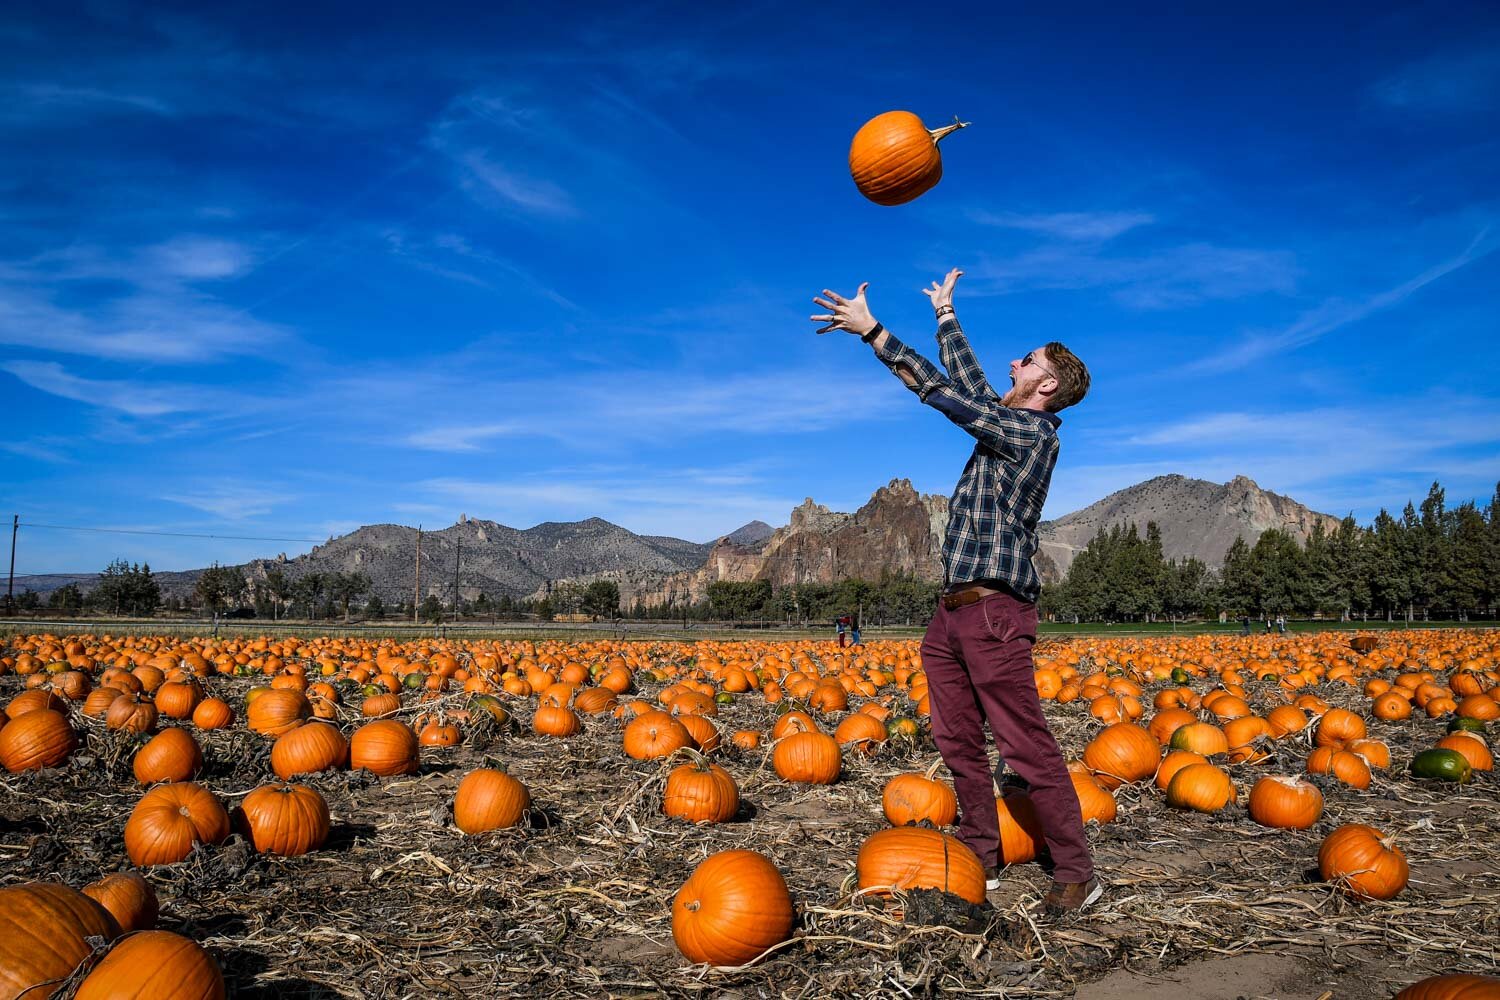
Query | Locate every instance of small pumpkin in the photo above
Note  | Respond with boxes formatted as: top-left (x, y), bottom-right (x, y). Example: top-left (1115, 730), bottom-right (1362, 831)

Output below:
top-left (1071, 771), bottom-right (1118, 824)
top-left (664, 756), bottom-right (740, 824)
top-left (271, 721), bottom-right (349, 780)
top-left (848, 111), bottom-right (968, 206)
top-left (1247, 775), bottom-right (1323, 829)
top-left (833, 712), bottom-right (888, 753)
top-left (82, 871), bottom-right (160, 932)
top-left (1313, 707), bottom-right (1367, 748)
top-left (191, 697), bottom-right (234, 729)
top-left (247, 689), bottom-right (311, 736)
top-left (672, 850), bottom-right (794, 967)
top-left (0, 708), bottom-right (77, 772)
top-left (1318, 823), bottom-right (1408, 900)
top-left (1306, 746), bottom-right (1372, 789)
top-left (236, 783), bottom-right (331, 856)
top-left (677, 713), bottom-right (722, 753)
top-left (881, 759), bottom-right (958, 827)
top-left (133, 727), bottom-right (204, 785)
top-left (124, 782), bottom-right (231, 865)
top-left (772, 731), bottom-right (841, 784)
top-left (623, 710), bottom-right (692, 759)
top-left (105, 693), bottom-right (159, 734)
top-left (454, 768), bottom-right (532, 834)
top-left (1083, 723), bottom-right (1160, 789)
top-left (350, 719), bottom-right (420, 776)
top-left (531, 704), bottom-right (582, 738)
top-left (1165, 763), bottom-right (1237, 813)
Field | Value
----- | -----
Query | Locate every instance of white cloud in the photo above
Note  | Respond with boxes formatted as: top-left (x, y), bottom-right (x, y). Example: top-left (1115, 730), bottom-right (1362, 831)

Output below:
top-left (147, 237), bottom-right (254, 281)
top-left (1184, 228), bottom-right (1498, 374)
top-left (2, 361), bottom-right (196, 416)
top-left (968, 210), bottom-right (1155, 243)
top-left (404, 424), bottom-right (522, 452)
top-left (161, 484), bottom-right (287, 520)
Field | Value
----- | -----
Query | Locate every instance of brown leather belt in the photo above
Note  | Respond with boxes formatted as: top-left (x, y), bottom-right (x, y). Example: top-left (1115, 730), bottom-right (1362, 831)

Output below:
top-left (942, 584), bottom-right (1003, 610)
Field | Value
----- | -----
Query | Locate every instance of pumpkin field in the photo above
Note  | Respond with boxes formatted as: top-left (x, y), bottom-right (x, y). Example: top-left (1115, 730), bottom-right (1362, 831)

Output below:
top-left (1, 628), bottom-right (1497, 999)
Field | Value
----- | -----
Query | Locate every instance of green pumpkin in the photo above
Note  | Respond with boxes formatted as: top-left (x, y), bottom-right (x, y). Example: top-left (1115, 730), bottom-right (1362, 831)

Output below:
top-left (1447, 717), bottom-right (1488, 736)
top-left (714, 692), bottom-right (735, 706)
top-left (1170, 667), bottom-right (1190, 684)
top-left (1410, 748), bottom-right (1473, 783)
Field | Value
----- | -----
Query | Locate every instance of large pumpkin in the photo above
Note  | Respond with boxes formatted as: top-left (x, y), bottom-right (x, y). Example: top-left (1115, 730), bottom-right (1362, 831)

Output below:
top-left (350, 719), bottom-right (419, 776)
top-left (133, 726), bottom-right (204, 785)
top-left (848, 111), bottom-right (968, 206)
top-left (454, 768), bottom-right (532, 834)
top-left (1394, 974), bottom-right (1500, 999)
top-left (856, 826), bottom-right (986, 905)
top-left (1083, 723), bottom-right (1160, 788)
top-left (672, 849), bottom-right (794, 967)
top-left (1247, 776), bottom-right (1324, 830)
top-left (247, 689), bottom-right (311, 736)
top-left (271, 721), bottom-right (350, 780)
top-left (996, 789), bottom-right (1045, 865)
top-left (74, 930), bottom-right (225, 1000)
top-left (1165, 763), bottom-right (1237, 813)
top-left (1318, 823), bottom-right (1408, 900)
top-left (772, 731), bottom-right (841, 784)
top-left (124, 782), bottom-right (231, 866)
top-left (881, 760), bottom-right (958, 827)
top-left (236, 783), bottom-right (330, 857)
top-left (663, 758), bottom-right (740, 824)
top-left (0, 708), bottom-right (77, 772)
top-left (82, 872), bottom-right (159, 933)
top-left (0, 882), bottom-right (121, 1000)
top-left (623, 710), bottom-right (693, 760)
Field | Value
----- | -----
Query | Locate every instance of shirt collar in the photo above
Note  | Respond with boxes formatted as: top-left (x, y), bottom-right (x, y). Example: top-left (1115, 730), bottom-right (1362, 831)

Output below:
top-left (1019, 407), bottom-right (1061, 428)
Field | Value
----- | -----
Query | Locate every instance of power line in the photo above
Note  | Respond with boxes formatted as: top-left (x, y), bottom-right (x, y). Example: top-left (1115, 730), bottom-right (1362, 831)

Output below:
top-left (19, 522), bottom-right (327, 544)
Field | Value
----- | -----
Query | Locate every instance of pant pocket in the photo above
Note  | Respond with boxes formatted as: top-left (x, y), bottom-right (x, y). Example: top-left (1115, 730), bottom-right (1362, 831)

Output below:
top-left (981, 596), bottom-right (1036, 644)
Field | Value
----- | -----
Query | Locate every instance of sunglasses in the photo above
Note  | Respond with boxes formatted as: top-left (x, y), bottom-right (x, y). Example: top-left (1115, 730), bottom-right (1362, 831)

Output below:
top-left (1020, 350), bottom-right (1057, 381)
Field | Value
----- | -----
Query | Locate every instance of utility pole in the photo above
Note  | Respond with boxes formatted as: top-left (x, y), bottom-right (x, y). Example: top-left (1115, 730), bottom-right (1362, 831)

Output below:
top-left (6, 515), bottom-right (16, 616)
top-left (414, 525), bottom-right (422, 624)
top-left (452, 539), bottom-right (461, 620)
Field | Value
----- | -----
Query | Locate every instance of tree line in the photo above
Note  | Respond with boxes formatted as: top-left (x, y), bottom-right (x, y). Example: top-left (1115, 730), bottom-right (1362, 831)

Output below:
top-left (1043, 481), bottom-right (1500, 622)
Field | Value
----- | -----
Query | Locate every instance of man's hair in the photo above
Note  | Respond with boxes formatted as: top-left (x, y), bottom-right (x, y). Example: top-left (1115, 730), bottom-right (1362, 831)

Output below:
top-left (1042, 341), bottom-right (1090, 412)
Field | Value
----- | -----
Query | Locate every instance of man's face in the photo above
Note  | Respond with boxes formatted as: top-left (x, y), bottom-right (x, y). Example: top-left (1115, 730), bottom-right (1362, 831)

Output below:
top-left (1004, 347), bottom-right (1056, 403)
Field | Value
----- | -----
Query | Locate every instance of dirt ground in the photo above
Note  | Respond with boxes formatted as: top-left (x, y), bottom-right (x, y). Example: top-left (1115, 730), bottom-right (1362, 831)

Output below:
top-left (2, 653), bottom-right (1497, 999)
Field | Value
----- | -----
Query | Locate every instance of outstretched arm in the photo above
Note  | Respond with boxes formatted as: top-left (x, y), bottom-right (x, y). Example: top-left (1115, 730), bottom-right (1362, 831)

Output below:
top-left (925, 269), bottom-right (995, 398)
top-left (812, 283), bottom-right (1041, 460)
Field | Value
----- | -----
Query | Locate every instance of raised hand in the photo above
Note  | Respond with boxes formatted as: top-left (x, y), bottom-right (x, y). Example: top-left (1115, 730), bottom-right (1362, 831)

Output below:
top-left (811, 283), bottom-right (877, 336)
top-left (923, 268), bottom-right (964, 311)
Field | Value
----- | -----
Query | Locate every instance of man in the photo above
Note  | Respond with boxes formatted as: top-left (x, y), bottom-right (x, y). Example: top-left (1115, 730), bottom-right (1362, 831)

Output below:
top-left (812, 269), bottom-right (1100, 914)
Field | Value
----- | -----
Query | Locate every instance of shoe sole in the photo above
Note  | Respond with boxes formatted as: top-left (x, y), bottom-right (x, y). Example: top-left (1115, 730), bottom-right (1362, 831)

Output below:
top-left (1043, 880), bottom-right (1104, 913)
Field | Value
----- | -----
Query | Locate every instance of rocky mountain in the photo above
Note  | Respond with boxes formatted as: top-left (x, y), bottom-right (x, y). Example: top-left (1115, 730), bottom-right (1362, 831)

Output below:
top-left (10, 475), bottom-right (1341, 606)
top-left (629, 473), bottom-right (1340, 604)
top-left (1035, 474), bottom-right (1342, 579)
top-left (633, 479), bottom-right (948, 607)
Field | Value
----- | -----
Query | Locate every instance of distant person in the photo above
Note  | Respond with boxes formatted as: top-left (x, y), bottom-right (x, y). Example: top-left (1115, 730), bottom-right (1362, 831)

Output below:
top-left (835, 616), bottom-right (847, 648)
top-left (1276, 614), bottom-right (1286, 635)
top-left (851, 621), bottom-right (862, 645)
top-left (812, 267), bottom-right (1098, 913)
top-left (1240, 615), bottom-right (1251, 636)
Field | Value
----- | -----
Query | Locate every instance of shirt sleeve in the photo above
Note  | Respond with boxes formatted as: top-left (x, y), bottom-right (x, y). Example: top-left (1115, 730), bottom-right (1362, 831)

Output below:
top-left (872, 327), bottom-right (1044, 460)
top-left (936, 315), bottom-right (996, 398)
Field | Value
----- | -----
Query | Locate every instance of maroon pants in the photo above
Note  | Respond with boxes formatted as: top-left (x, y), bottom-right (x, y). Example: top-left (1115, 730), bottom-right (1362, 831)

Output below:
top-left (921, 592), bottom-right (1094, 883)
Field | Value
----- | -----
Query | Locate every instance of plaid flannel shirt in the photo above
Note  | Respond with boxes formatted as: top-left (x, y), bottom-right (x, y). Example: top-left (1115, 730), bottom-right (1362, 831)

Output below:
top-left (870, 315), bottom-right (1060, 603)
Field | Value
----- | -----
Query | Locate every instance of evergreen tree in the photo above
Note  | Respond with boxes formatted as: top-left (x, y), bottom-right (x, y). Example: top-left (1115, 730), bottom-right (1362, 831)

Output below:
top-left (581, 580), bottom-right (622, 619)
top-left (49, 583), bottom-right (83, 614)
top-left (419, 594), bottom-right (444, 623)
top-left (193, 564), bottom-right (241, 614)
top-left (1368, 510), bottom-right (1410, 621)
top-left (365, 592), bottom-right (386, 619)
top-left (1218, 536), bottom-right (1254, 614)
top-left (1447, 502), bottom-right (1488, 615)
top-left (1248, 529), bottom-right (1309, 614)
top-left (263, 567), bottom-right (291, 620)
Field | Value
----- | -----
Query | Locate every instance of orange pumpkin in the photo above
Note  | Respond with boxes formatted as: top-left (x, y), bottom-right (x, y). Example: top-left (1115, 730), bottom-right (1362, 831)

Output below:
top-left (848, 111), bottom-right (968, 206)
top-left (672, 850), bottom-right (793, 967)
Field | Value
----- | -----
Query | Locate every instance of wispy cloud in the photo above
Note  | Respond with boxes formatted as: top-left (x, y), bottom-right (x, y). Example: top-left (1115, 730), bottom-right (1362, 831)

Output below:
top-left (0, 236), bottom-right (285, 364)
top-left (16, 83), bottom-right (175, 117)
top-left (403, 423), bottom-right (524, 452)
top-left (1374, 46), bottom-right (1500, 112)
top-left (1184, 227), bottom-right (1498, 374)
top-left (161, 483), bottom-right (288, 520)
top-left (0, 438), bottom-right (74, 464)
top-left (966, 240), bottom-right (1297, 309)
top-left (968, 210), bottom-right (1155, 242)
top-left (3, 361), bottom-right (199, 417)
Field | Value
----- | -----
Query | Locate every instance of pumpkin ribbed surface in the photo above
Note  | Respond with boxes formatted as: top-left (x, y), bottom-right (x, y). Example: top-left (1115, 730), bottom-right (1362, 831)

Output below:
top-left (0, 882), bottom-right (121, 999)
top-left (672, 849), bottom-right (793, 967)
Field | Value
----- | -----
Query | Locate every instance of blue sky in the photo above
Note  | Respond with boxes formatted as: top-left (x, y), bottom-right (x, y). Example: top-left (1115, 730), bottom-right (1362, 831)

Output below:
top-left (3, 2), bottom-right (1499, 574)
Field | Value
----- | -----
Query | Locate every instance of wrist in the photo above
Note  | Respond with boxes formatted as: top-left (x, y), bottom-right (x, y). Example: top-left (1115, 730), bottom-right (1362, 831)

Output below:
top-left (935, 305), bottom-right (955, 319)
top-left (860, 322), bottom-right (884, 343)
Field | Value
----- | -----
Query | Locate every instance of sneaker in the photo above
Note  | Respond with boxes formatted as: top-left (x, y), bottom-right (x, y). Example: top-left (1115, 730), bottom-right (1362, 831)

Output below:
top-left (1041, 876), bottom-right (1103, 913)
top-left (984, 866), bottom-right (1001, 892)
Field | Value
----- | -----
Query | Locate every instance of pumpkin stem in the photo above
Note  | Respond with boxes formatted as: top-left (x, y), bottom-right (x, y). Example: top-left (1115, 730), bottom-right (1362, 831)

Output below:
top-left (922, 758), bottom-right (945, 781)
top-left (929, 117), bottom-right (971, 143)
